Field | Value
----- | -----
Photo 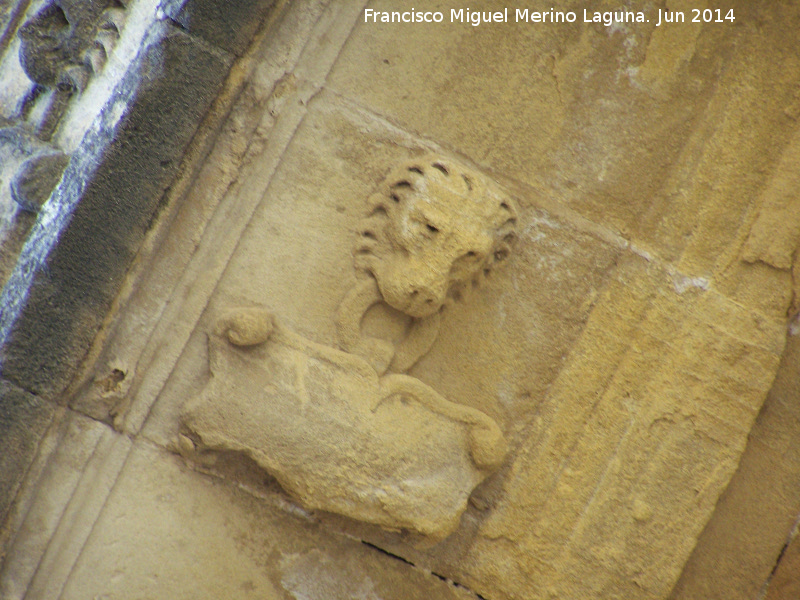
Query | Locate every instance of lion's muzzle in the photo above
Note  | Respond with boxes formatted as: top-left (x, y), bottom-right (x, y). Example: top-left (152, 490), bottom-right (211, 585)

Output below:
top-left (377, 258), bottom-right (450, 318)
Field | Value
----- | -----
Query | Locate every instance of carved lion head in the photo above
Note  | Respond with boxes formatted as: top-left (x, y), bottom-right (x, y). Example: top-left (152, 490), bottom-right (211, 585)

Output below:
top-left (355, 154), bottom-right (518, 318)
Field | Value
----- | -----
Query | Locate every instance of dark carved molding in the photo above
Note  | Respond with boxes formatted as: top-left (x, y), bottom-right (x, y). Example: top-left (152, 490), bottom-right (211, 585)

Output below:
top-left (16, 0), bottom-right (127, 141)
top-left (0, 24), bottom-right (234, 398)
top-left (11, 150), bottom-right (70, 211)
top-left (0, 126), bottom-right (68, 212)
top-left (18, 0), bottom-right (126, 91)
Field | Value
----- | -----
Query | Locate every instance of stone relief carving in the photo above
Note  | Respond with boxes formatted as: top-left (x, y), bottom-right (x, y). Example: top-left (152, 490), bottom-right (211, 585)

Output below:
top-left (18, 0), bottom-right (126, 134)
top-left (0, 126), bottom-right (68, 212)
top-left (339, 154), bottom-right (518, 374)
top-left (1, 0), bottom-right (127, 215)
top-left (179, 154), bottom-right (518, 540)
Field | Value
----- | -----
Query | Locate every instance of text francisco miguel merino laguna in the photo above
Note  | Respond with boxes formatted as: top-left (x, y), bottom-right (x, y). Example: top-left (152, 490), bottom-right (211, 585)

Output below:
top-left (364, 7), bottom-right (736, 27)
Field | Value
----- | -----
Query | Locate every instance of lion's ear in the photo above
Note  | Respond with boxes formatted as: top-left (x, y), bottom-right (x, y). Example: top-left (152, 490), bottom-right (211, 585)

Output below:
top-left (492, 198), bottom-right (518, 234)
top-left (493, 244), bottom-right (511, 263)
top-left (499, 198), bottom-right (518, 219)
top-left (492, 233), bottom-right (516, 264)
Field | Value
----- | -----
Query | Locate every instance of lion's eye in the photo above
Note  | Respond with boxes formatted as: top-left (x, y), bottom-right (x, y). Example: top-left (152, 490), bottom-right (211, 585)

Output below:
top-left (426, 223), bottom-right (439, 234)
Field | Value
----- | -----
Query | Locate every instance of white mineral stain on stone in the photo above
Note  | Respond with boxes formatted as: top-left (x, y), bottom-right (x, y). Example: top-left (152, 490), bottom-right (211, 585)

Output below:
top-left (672, 274), bottom-right (710, 294)
top-left (0, 39), bottom-right (33, 120)
top-left (789, 314), bottom-right (800, 336)
top-left (527, 213), bottom-right (562, 232)
top-left (103, 98), bottom-right (129, 131)
top-left (630, 243), bottom-right (654, 262)
top-left (281, 551), bottom-right (383, 600)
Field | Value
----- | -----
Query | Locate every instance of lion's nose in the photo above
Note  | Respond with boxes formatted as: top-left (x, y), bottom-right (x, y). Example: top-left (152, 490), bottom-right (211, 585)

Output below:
top-left (407, 280), bottom-right (447, 315)
top-left (409, 286), bottom-right (439, 306)
top-left (379, 258), bottom-right (450, 317)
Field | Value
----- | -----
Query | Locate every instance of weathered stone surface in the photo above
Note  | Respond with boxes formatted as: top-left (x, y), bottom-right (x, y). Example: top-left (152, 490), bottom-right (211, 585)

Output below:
top-left (330, 1), bottom-right (800, 268)
top-left (10, 150), bottom-right (69, 211)
top-left (55, 441), bottom-right (477, 600)
top-left (0, 410), bottom-right (126, 600)
top-left (765, 529), bottom-right (800, 600)
top-left (182, 323), bottom-right (501, 540)
top-left (670, 332), bottom-right (800, 600)
top-left (78, 0), bottom-right (341, 436)
top-left (130, 16), bottom-right (793, 587)
top-left (138, 90), bottom-right (622, 490)
top-left (0, 1), bottom-right (29, 55)
top-left (0, 126), bottom-right (61, 214)
top-left (0, 379), bottom-right (54, 533)
top-left (161, 0), bottom-right (277, 56)
top-left (17, 0), bottom-right (122, 93)
top-left (453, 260), bottom-right (783, 599)
top-left (0, 127), bottom-right (52, 286)
top-left (2, 0), bottom-right (799, 598)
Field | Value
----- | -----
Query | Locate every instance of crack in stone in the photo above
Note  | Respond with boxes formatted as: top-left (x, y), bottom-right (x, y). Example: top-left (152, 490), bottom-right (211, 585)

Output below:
top-left (360, 540), bottom-right (490, 600)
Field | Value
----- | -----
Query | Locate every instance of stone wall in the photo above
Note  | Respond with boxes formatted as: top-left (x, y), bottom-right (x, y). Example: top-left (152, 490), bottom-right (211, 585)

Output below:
top-left (0, 0), bottom-right (274, 570)
top-left (1, 1), bottom-right (799, 599)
